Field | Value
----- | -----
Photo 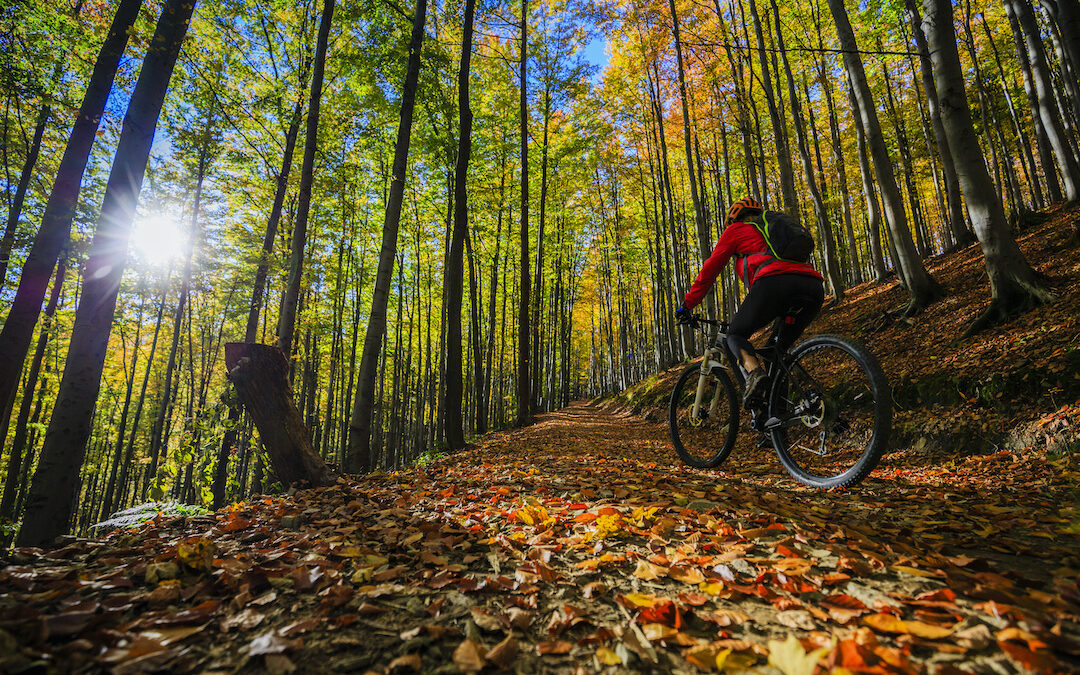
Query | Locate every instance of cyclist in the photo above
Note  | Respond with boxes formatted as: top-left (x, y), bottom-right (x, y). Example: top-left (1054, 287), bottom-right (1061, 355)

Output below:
top-left (675, 198), bottom-right (825, 408)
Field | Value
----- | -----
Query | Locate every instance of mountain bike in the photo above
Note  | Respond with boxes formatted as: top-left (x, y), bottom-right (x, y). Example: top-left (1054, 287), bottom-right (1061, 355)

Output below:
top-left (669, 313), bottom-right (891, 488)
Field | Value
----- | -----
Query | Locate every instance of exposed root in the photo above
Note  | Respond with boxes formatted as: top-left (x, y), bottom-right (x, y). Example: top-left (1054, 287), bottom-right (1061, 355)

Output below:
top-left (960, 284), bottom-right (1055, 339)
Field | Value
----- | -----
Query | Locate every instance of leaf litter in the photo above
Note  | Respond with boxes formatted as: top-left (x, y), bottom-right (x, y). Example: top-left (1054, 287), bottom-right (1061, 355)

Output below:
top-left (3, 396), bottom-right (1080, 673)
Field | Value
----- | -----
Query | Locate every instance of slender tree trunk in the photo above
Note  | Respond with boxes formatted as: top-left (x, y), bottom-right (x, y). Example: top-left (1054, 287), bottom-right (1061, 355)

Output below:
top-left (923, 0), bottom-right (1053, 335)
top-left (278, 0), bottom-right (335, 353)
top-left (0, 256), bottom-right (66, 521)
top-left (445, 0), bottom-right (475, 451)
top-left (0, 0), bottom-right (142, 449)
top-left (774, 2), bottom-right (843, 301)
top-left (826, 0), bottom-right (942, 314)
top-left (748, 0), bottom-right (797, 213)
top-left (0, 105), bottom-right (49, 293)
top-left (16, 0), bottom-right (196, 548)
top-left (981, 14), bottom-right (1044, 209)
top-left (346, 0), bottom-right (427, 472)
top-left (1004, 0), bottom-right (1080, 201)
top-left (517, 0), bottom-right (532, 427)
top-left (905, 0), bottom-right (974, 247)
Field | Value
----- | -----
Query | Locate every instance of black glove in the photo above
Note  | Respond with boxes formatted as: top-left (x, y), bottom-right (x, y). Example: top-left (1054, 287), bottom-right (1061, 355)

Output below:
top-left (675, 306), bottom-right (692, 324)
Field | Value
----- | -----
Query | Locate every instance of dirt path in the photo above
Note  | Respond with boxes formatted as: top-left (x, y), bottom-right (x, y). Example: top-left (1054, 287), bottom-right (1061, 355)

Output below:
top-left (3, 402), bottom-right (1080, 673)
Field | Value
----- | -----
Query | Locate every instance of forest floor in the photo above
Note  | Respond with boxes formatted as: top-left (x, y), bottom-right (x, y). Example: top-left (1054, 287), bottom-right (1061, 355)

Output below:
top-left (3, 402), bottom-right (1080, 674)
top-left (3, 206), bottom-right (1080, 674)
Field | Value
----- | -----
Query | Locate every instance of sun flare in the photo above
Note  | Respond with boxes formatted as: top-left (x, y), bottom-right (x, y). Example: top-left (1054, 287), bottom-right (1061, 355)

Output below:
top-left (131, 212), bottom-right (187, 266)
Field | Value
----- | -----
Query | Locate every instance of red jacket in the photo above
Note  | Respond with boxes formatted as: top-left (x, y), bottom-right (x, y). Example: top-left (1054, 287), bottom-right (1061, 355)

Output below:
top-left (683, 220), bottom-right (823, 309)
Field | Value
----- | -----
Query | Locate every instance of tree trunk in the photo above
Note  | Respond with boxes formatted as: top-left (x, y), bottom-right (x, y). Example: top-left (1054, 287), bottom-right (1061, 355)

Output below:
top-left (445, 0), bottom-right (475, 451)
top-left (16, 0), bottom-right (196, 548)
top-left (0, 104), bottom-right (49, 293)
top-left (0, 0), bottom-right (142, 451)
top-left (278, 0), bottom-right (335, 354)
top-left (0, 256), bottom-right (65, 521)
top-left (923, 0), bottom-right (1053, 335)
top-left (748, 0), bottom-right (798, 213)
top-left (906, 0), bottom-right (974, 247)
top-left (1004, 0), bottom-right (1080, 202)
top-left (774, 2), bottom-right (843, 301)
top-left (826, 0), bottom-right (942, 314)
top-left (345, 0), bottom-right (427, 472)
top-left (224, 343), bottom-right (336, 487)
top-left (516, 0), bottom-right (532, 427)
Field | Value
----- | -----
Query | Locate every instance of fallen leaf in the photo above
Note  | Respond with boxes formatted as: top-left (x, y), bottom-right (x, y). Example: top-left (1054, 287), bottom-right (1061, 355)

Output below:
top-left (768, 635), bottom-right (827, 675)
top-left (485, 636), bottom-right (518, 668)
top-left (387, 654), bottom-right (422, 672)
top-left (596, 646), bottom-right (621, 665)
top-left (248, 632), bottom-right (302, 656)
top-left (453, 639), bottom-right (487, 672)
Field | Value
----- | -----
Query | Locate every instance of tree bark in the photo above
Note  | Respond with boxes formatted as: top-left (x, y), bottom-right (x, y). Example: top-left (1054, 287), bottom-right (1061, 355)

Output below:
top-left (0, 104), bottom-right (49, 293)
top-left (923, 0), bottom-right (1053, 335)
top-left (826, 0), bottom-right (942, 314)
top-left (278, 0), bottom-right (335, 353)
top-left (748, 0), bottom-right (798, 214)
top-left (0, 0), bottom-right (142, 452)
top-left (345, 0), bottom-right (427, 472)
top-left (224, 343), bottom-right (336, 488)
top-left (517, 0), bottom-right (532, 427)
top-left (906, 0), bottom-right (973, 247)
top-left (16, 0), bottom-right (196, 548)
top-left (445, 0), bottom-right (475, 451)
top-left (0, 256), bottom-right (65, 521)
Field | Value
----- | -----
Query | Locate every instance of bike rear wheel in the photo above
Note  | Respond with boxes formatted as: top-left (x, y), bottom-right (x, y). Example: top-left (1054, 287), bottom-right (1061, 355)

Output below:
top-left (768, 335), bottom-right (891, 488)
top-left (669, 363), bottom-right (739, 469)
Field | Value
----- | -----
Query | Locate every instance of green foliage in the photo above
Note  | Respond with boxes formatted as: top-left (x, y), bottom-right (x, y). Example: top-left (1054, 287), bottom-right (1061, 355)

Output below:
top-left (91, 502), bottom-right (209, 530)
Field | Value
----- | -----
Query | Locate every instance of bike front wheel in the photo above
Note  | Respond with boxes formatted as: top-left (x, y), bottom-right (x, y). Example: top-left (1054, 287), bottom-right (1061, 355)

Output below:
top-left (669, 363), bottom-right (740, 469)
top-left (768, 335), bottom-right (892, 488)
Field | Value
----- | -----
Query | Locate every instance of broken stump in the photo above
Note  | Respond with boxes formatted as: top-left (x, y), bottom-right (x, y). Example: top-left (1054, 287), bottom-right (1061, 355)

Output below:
top-left (224, 342), bottom-right (336, 489)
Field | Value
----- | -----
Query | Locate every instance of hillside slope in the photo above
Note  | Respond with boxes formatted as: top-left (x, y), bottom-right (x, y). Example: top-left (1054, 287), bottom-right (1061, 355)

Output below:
top-left (604, 203), bottom-right (1080, 459)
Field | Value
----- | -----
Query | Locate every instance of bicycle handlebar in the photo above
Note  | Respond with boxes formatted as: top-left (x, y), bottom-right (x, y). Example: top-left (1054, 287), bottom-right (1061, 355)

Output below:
top-left (677, 312), bottom-right (730, 333)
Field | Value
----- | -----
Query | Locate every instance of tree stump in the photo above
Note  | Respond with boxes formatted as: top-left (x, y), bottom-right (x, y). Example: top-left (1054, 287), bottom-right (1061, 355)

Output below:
top-left (224, 343), bottom-right (335, 489)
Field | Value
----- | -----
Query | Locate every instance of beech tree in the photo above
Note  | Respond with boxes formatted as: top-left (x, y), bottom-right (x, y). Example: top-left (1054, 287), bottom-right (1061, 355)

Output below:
top-left (923, 0), bottom-right (1053, 333)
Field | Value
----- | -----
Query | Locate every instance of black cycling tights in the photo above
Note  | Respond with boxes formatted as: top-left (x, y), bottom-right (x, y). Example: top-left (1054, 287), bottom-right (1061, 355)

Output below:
top-left (725, 273), bottom-right (825, 365)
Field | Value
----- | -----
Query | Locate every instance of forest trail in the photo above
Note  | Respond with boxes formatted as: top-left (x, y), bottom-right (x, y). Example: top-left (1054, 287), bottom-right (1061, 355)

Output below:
top-left (4, 401), bottom-right (1080, 673)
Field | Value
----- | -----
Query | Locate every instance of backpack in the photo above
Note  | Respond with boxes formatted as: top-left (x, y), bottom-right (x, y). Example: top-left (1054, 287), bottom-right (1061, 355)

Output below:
top-left (747, 210), bottom-right (814, 263)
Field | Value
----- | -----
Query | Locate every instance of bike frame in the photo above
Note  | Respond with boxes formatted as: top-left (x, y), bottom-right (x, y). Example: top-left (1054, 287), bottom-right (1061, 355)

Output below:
top-left (685, 316), bottom-right (795, 430)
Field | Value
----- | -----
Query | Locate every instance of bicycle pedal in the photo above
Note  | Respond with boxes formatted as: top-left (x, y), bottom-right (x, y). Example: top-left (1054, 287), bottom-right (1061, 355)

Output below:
top-left (763, 416), bottom-right (782, 430)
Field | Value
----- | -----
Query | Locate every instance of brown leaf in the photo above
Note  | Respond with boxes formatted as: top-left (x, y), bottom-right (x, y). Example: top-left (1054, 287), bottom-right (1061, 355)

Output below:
top-left (485, 636), bottom-right (518, 668)
top-left (668, 565), bottom-right (705, 584)
top-left (583, 581), bottom-right (606, 599)
top-left (632, 559), bottom-right (667, 581)
top-left (220, 608), bottom-right (266, 633)
top-left (453, 639), bottom-right (487, 672)
top-left (537, 640), bottom-right (574, 655)
top-left (387, 653), bottom-right (422, 672)
top-left (278, 618), bottom-right (322, 637)
top-left (470, 607), bottom-right (503, 632)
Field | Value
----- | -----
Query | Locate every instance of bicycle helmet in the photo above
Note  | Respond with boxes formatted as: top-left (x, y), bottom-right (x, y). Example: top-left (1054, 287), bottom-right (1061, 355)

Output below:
top-left (725, 197), bottom-right (763, 225)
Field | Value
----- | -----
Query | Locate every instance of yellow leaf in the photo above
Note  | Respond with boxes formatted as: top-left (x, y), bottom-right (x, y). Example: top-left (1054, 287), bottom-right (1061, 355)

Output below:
top-left (699, 581), bottom-right (726, 596)
top-left (767, 635), bottom-right (828, 675)
top-left (177, 538), bottom-right (215, 573)
top-left (904, 620), bottom-right (955, 640)
top-left (715, 647), bottom-right (732, 670)
top-left (596, 646), bottom-right (621, 665)
top-left (862, 613), bottom-right (908, 634)
top-left (622, 592), bottom-right (659, 608)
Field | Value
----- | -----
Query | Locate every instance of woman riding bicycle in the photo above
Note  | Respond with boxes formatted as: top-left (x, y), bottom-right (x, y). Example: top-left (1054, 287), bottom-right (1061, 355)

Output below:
top-left (675, 198), bottom-right (825, 408)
